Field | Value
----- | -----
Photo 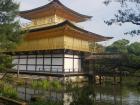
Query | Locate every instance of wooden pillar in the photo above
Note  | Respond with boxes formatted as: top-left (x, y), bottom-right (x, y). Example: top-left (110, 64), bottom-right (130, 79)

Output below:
top-left (80, 52), bottom-right (83, 73)
top-left (119, 61), bottom-right (122, 84)
top-left (62, 50), bottom-right (65, 84)
top-left (26, 53), bottom-right (28, 71)
top-left (35, 52), bottom-right (37, 72)
top-left (113, 70), bottom-right (117, 85)
top-left (17, 55), bottom-right (20, 78)
top-left (43, 51), bottom-right (45, 71)
top-left (50, 51), bottom-right (52, 73)
top-left (62, 50), bottom-right (65, 74)
top-left (93, 60), bottom-right (96, 85)
top-left (73, 51), bottom-right (74, 73)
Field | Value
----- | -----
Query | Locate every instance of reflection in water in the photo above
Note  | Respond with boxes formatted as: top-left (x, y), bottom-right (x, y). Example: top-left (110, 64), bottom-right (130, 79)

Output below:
top-left (15, 83), bottom-right (140, 105)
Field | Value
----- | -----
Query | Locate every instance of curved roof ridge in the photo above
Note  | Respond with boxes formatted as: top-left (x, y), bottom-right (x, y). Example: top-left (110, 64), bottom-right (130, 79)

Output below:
top-left (52, 0), bottom-right (92, 19)
top-left (29, 20), bottom-right (113, 41)
top-left (20, 0), bottom-right (53, 14)
top-left (20, 0), bottom-right (92, 21)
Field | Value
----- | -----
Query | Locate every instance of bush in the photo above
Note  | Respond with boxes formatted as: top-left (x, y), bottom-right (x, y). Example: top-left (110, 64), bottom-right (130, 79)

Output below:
top-left (41, 80), bottom-right (50, 90)
top-left (2, 83), bottom-right (18, 99)
top-left (31, 80), bottom-right (62, 91)
top-left (50, 80), bottom-right (62, 90)
top-left (31, 80), bottom-right (50, 90)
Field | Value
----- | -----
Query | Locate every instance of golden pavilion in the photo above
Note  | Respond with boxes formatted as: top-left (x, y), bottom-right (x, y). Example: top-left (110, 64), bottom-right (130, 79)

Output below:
top-left (12, 0), bottom-right (112, 78)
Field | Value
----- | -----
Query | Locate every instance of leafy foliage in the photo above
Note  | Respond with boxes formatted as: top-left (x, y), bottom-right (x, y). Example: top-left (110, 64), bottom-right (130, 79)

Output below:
top-left (104, 0), bottom-right (140, 35)
top-left (0, 0), bottom-right (23, 51)
top-left (0, 54), bottom-right (13, 72)
top-left (0, 0), bottom-right (24, 74)
top-left (106, 39), bottom-right (140, 73)
top-left (106, 39), bottom-right (129, 53)
top-left (89, 42), bottom-right (105, 53)
top-left (128, 42), bottom-right (140, 56)
top-left (31, 80), bottom-right (62, 91)
top-left (69, 85), bottom-right (95, 105)
top-left (0, 80), bottom-right (18, 99)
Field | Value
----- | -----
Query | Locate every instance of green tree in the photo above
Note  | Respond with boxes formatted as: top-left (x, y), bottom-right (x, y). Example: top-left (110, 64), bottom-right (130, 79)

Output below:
top-left (104, 0), bottom-right (140, 35)
top-left (106, 39), bottom-right (129, 53)
top-left (106, 39), bottom-right (140, 74)
top-left (127, 42), bottom-right (140, 69)
top-left (0, 0), bottom-right (23, 79)
top-left (128, 42), bottom-right (140, 56)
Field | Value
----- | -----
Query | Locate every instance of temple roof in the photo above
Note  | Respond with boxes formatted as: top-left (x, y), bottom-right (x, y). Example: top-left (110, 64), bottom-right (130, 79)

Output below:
top-left (25, 20), bottom-right (113, 42)
top-left (20, 0), bottom-right (92, 22)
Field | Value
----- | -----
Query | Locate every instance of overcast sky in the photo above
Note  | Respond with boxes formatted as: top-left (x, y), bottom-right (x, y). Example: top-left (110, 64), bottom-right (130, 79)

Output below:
top-left (17, 0), bottom-right (140, 45)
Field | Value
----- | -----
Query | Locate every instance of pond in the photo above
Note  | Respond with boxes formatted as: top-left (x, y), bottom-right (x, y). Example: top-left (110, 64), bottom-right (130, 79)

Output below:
top-left (95, 84), bottom-right (140, 105)
top-left (14, 77), bottom-right (140, 105)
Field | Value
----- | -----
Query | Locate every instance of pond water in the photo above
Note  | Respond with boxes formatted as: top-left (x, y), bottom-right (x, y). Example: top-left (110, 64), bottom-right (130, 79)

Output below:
top-left (95, 84), bottom-right (140, 105)
top-left (15, 78), bottom-right (140, 105)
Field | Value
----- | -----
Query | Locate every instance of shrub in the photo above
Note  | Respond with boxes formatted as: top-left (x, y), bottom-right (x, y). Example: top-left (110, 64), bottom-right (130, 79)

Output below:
top-left (50, 80), bottom-right (62, 90)
top-left (2, 84), bottom-right (18, 99)
top-left (31, 80), bottom-right (62, 91)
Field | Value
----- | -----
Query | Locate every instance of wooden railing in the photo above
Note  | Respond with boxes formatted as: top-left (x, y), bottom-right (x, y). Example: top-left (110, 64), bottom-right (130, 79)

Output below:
top-left (11, 68), bottom-right (87, 75)
top-left (37, 68), bottom-right (85, 74)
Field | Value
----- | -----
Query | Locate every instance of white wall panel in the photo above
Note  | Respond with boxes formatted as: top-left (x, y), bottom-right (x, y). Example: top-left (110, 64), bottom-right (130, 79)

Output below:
top-left (27, 65), bottom-right (35, 71)
top-left (19, 65), bottom-right (26, 70)
top-left (44, 66), bottom-right (51, 72)
top-left (36, 65), bottom-right (43, 71)
top-left (52, 58), bottom-right (63, 65)
top-left (74, 59), bottom-right (78, 72)
top-left (19, 59), bottom-right (26, 64)
top-left (37, 58), bottom-right (43, 64)
top-left (64, 54), bottom-right (81, 72)
top-left (28, 59), bottom-right (36, 64)
top-left (74, 55), bottom-right (79, 58)
top-left (74, 59), bottom-right (81, 72)
top-left (64, 58), bottom-right (73, 72)
top-left (52, 66), bottom-right (63, 72)
top-left (44, 58), bottom-right (51, 65)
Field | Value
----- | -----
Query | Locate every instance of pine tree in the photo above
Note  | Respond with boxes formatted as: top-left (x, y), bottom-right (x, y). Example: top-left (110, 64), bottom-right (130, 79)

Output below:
top-left (104, 0), bottom-right (140, 36)
top-left (0, 0), bottom-right (23, 78)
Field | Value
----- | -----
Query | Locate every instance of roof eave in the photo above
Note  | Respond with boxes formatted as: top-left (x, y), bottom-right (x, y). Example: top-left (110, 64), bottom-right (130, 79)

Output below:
top-left (19, 0), bottom-right (92, 22)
